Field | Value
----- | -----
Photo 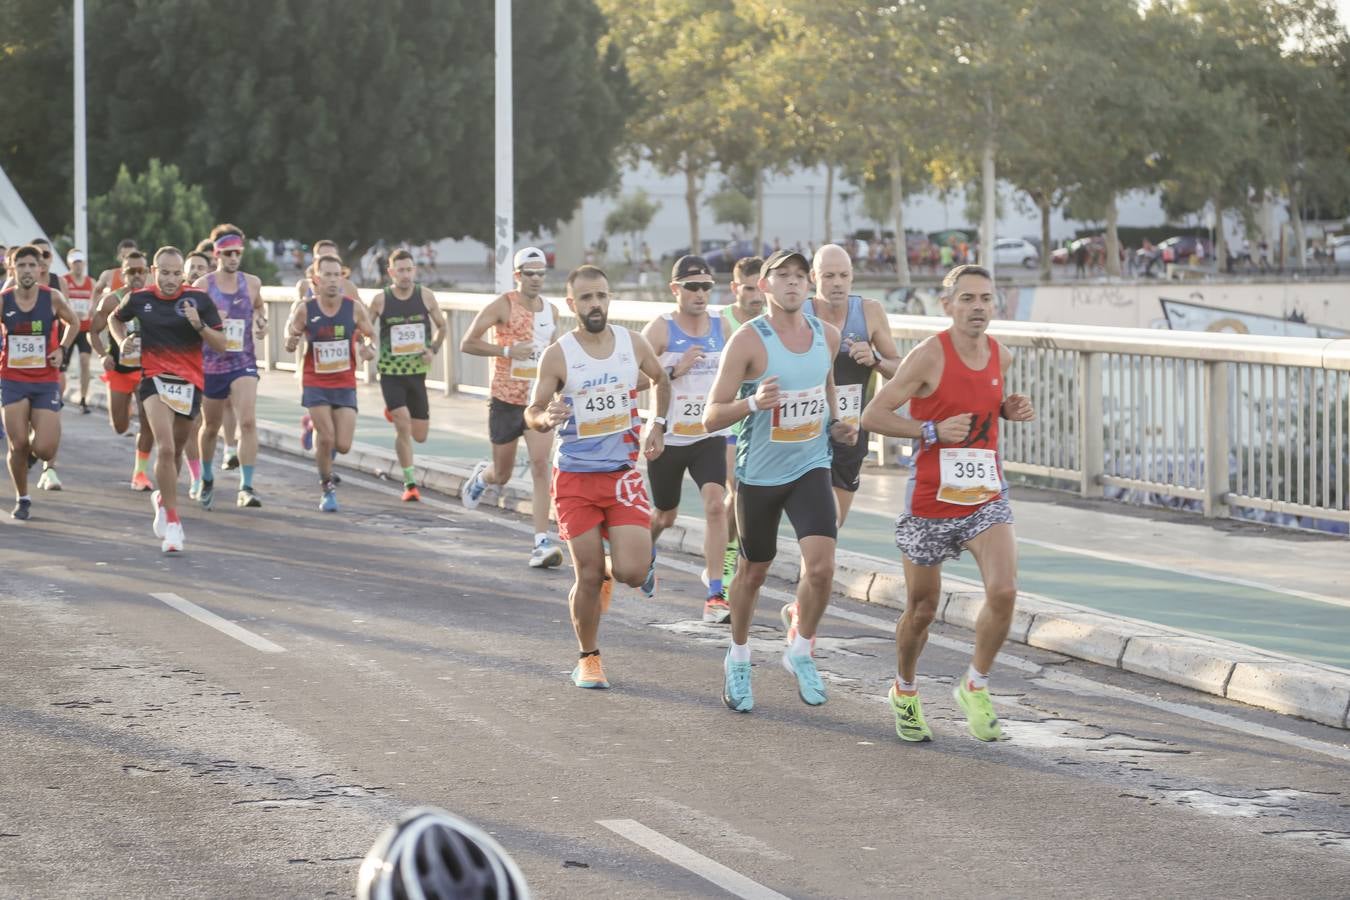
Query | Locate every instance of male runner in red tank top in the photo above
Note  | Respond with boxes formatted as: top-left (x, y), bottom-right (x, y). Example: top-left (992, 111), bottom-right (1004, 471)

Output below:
top-left (861, 264), bottom-right (1034, 743)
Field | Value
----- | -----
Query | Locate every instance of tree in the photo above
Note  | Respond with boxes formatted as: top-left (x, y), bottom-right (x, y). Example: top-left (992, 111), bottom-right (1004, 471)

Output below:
top-left (598, 0), bottom-right (762, 254)
top-left (87, 161), bottom-right (213, 273)
top-left (0, 0), bottom-right (630, 253)
top-left (603, 190), bottom-right (661, 259)
top-left (706, 189), bottom-right (754, 235)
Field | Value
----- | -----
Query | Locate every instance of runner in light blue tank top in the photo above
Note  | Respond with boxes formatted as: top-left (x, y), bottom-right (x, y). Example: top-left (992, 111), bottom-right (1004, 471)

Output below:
top-left (735, 315), bottom-right (832, 486)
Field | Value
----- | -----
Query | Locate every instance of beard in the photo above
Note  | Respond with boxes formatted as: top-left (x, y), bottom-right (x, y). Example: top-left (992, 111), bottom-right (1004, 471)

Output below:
top-left (583, 310), bottom-right (608, 333)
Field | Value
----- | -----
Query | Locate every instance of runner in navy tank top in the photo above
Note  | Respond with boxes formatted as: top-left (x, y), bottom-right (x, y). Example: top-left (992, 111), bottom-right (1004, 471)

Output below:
top-left (283, 253), bottom-right (377, 513)
top-left (861, 264), bottom-right (1035, 744)
top-left (1, 245), bottom-right (80, 520)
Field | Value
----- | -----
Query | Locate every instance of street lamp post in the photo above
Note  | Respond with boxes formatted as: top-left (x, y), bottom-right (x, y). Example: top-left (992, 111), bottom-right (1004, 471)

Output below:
top-left (73, 0), bottom-right (88, 254)
top-left (494, 0), bottom-right (513, 294)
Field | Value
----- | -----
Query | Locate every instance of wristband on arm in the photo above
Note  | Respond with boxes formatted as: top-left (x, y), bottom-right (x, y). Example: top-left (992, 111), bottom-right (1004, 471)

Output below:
top-left (921, 420), bottom-right (938, 447)
top-left (746, 395), bottom-right (759, 413)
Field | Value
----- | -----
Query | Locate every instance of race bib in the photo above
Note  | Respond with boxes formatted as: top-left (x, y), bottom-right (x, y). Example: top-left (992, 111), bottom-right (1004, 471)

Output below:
top-left (671, 392), bottom-right (707, 438)
top-left (223, 318), bottom-right (247, 353)
top-left (390, 322), bottom-right (426, 356)
top-left (71, 299), bottom-right (92, 321)
top-left (120, 334), bottom-right (141, 368)
top-left (771, 386), bottom-right (827, 443)
top-left (314, 339), bottom-right (351, 374)
top-left (572, 383), bottom-right (631, 438)
top-left (7, 334), bottom-right (46, 369)
top-left (510, 342), bottom-right (544, 381)
top-left (153, 376), bottom-right (195, 416)
top-left (937, 448), bottom-right (1002, 506)
top-left (836, 383), bottom-right (863, 429)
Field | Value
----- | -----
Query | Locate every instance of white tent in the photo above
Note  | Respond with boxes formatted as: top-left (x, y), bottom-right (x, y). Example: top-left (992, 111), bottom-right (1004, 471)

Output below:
top-left (0, 163), bottom-right (66, 275)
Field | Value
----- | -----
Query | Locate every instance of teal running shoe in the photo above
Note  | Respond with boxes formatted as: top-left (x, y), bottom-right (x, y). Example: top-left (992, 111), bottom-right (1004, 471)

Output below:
top-left (723, 653), bottom-right (753, 712)
top-left (781, 651), bottom-right (827, 706)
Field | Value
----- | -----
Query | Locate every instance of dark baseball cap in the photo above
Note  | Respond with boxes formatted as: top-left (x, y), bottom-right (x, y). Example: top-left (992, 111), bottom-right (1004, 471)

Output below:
top-left (671, 255), bottom-right (712, 281)
top-left (762, 249), bottom-right (809, 273)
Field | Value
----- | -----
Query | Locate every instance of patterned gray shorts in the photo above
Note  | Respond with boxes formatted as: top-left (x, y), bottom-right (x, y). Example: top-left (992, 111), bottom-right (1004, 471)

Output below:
top-left (894, 498), bottom-right (1014, 567)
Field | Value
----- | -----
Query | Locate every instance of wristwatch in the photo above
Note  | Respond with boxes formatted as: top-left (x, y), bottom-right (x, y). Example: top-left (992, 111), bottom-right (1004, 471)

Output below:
top-left (652, 416), bottom-right (667, 431)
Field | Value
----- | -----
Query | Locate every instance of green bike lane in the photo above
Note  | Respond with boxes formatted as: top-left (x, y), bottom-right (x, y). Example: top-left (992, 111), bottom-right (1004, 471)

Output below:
top-left (253, 380), bottom-right (1350, 669)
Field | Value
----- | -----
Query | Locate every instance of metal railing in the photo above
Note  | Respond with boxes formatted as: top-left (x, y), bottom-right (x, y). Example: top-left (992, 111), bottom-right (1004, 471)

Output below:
top-left (260, 287), bottom-right (1350, 529)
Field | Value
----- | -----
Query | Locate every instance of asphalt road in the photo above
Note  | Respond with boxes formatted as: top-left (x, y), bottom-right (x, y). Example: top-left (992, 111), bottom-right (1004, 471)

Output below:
top-left (2, 411), bottom-right (1349, 899)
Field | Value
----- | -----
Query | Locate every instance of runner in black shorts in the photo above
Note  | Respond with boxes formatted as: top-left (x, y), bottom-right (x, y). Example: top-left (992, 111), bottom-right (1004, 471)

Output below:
top-left (704, 249), bottom-right (858, 713)
top-left (369, 249), bottom-right (446, 502)
top-left (640, 255), bottom-right (733, 622)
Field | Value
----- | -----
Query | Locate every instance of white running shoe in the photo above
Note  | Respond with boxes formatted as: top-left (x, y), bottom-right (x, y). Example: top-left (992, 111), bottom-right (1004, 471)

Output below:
top-left (161, 520), bottom-right (184, 553)
top-left (151, 490), bottom-right (167, 538)
top-left (529, 538), bottom-right (565, 569)
top-left (460, 460), bottom-right (490, 509)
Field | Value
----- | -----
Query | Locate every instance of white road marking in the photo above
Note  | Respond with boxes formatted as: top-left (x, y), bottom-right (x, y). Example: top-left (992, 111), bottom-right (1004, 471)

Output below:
top-left (1016, 535), bottom-right (1350, 611)
top-left (259, 450), bottom-right (1350, 763)
top-left (150, 592), bottom-right (286, 653)
top-left (597, 819), bottom-right (791, 900)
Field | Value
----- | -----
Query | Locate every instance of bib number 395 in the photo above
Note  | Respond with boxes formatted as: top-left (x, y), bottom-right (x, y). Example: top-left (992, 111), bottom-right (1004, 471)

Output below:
top-left (937, 448), bottom-right (1001, 505)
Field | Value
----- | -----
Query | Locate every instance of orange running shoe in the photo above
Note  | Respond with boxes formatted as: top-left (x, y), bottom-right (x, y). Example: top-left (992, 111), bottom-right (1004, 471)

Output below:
top-left (571, 653), bottom-right (609, 689)
top-left (130, 472), bottom-right (154, 492)
top-left (401, 485), bottom-right (421, 502)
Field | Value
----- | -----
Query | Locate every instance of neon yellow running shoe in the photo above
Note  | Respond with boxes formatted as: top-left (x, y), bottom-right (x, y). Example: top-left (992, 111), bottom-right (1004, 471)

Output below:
top-left (888, 685), bottom-right (933, 742)
top-left (953, 680), bottom-right (1003, 741)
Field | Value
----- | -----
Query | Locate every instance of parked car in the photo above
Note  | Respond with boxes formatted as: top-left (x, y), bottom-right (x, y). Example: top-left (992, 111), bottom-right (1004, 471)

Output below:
top-left (703, 239), bottom-right (773, 273)
top-left (663, 239), bottom-right (730, 260)
top-left (1136, 236), bottom-right (1212, 275)
top-left (993, 238), bottom-right (1039, 269)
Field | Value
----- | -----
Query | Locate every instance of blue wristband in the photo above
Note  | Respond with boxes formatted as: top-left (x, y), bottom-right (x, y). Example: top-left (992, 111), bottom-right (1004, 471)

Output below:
top-left (922, 420), bottom-right (938, 447)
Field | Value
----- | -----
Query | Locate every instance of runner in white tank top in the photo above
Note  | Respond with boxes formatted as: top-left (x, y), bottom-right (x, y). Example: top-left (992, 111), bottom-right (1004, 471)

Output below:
top-left (525, 265), bottom-right (670, 691)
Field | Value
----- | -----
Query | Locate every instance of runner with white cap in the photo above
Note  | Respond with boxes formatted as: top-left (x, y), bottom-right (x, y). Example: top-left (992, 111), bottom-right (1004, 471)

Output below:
top-left (459, 246), bottom-right (565, 568)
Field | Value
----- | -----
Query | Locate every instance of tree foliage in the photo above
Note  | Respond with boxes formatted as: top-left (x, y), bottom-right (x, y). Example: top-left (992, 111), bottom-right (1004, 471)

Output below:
top-left (603, 190), bottom-right (661, 243)
top-left (87, 161), bottom-right (212, 273)
top-left (0, 0), bottom-right (629, 253)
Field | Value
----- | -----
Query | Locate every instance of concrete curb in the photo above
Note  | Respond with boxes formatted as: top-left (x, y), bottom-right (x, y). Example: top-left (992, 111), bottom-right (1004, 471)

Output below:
top-left (247, 414), bottom-right (1349, 731)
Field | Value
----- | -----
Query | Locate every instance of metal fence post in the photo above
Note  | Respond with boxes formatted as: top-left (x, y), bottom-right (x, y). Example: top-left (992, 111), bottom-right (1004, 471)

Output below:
top-left (1078, 351), bottom-right (1103, 498)
top-left (1203, 360), bottom-right (1231, 518)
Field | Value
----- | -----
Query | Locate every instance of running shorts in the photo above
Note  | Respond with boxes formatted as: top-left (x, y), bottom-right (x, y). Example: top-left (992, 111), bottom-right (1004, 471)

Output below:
top-left (735, 467), bottom-right (836, 563)
top-left (894, 498), bottom-right (1014, 567)
top-left (552, 467), bottom-right (651, 542)
top-left (646, 435), bottom-right (727, 511)
top-left (488, 397), bottom-right (526, 445)
top-left (380, 373), bottom-right (430, 420)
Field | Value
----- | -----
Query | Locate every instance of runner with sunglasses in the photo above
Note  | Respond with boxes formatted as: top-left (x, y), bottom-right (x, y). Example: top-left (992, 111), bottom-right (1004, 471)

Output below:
top-left (193, 224), bottom-right (266, 510)
top-left (638, 255), bottom-right (732, 622)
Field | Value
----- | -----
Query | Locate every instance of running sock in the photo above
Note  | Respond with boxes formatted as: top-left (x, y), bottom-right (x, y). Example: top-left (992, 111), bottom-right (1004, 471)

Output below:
top-left (534, 532), bottom-right (548, 547)
top-left (165, 508), bottom-right (180, 524)
top-left (241, 465), bottom-right (254, 490)
top-left (895, 676), bottom-right (918, 694)
top-left (134, 450), bottom-right (151, 476)
top-left (202, 460), bottom-right (214, 482)
top-left (186, 458), bottom-right (201, 481)
top-left (18, 494), bottom-right (30, 503)
top-left (966, 665), bottom-right (990, 691)
top-left (789, 634), bottom-right (813, 658)
top-left (728, 640), bottom-right (751, 663)
top-left (402, 465), bottom-right (416, 486)
top-left (708, 577), bottom-right (724, 598)
top-left (578, 648), bottom-right (600, 659)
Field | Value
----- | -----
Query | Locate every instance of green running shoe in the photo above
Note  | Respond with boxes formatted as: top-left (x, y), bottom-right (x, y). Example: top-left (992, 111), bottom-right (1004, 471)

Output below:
top-left (953, 679), bottom-right (1003, 741)
top-left (722, 540), bottom-right (738, 588)
top-left (888, 685), bottom-right (933, 742)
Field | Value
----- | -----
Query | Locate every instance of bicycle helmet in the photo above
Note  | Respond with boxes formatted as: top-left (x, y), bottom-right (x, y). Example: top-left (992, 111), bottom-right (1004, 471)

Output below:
top-left (356, 806), bottom-right (531, 900)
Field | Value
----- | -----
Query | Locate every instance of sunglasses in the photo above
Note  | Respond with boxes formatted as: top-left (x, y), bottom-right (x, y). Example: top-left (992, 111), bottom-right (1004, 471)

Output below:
top-left (519, 269), bottom-right (547, 277)
top-left (679, 281), bottom-right (714, 292)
